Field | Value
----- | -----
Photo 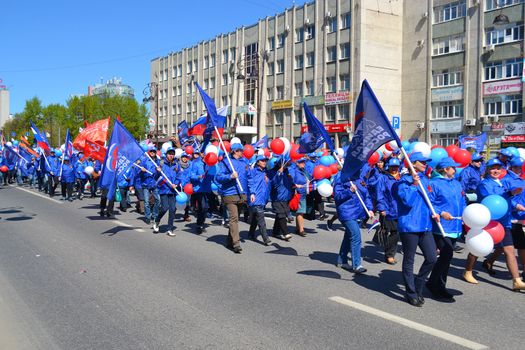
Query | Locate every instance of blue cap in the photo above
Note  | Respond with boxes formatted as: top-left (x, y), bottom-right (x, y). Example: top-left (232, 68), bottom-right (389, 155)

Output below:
top-left (50, 149), bottom-right (56, 153)
top-left (486, 158), bottom-right (503, 167)
top-left (409, 152), bottom-right (432, 163)
top-left (181, 152), bottom-right (191, 158)
top-left (231, 143), bottom-right (243, 151)
top-left (387, 158), bottom-right (400, 167)
top-left (165, 147), bottom-right (175, 153)
top-left (63, 156), bottom-right (70, 161)
top-left (148, 145), bottom-right (157, 151)
top-left (436, 157), bottom-right (460, 169)
top-left (499, 148), bottom-right (513, 157)
top-left (256, 155), bottom-right (269, 162)
top-left (471, 153), bottom-right (483, 161)
top-left (510, 157), bottom-right (524, 167)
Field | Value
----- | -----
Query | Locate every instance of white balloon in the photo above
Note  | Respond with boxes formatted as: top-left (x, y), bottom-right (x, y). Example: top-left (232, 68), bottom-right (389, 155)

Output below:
top-left (205, 145), bottom-right (219, 155)
top-left (174, 148), bottom-right (183, 159)
top-left (230, 137), bottom-right (242, 145)
top-left (412, 142), bottom-right (431, 158)
top-left (466, 228), bottom-right (494, 258)
top-left (317, 183), bottom-right (333, 197)
top-left (279, 137), bottom-right (291, 154)
top-left (161, 142), bottom-right (171, 152)
top-left (84, 166), bottom-right (94, 175)
top-left (257, 149), bottom-right (265, 156)
top-left (462, 203), bottom-right (491, 229)
top-left (6, 142), bottom-right (12, 147)
top-left (383, 150), bottom-right (393, 157)
top-left (518, 148), bottom-right (525, 160)
top-left (336, 147), bottom-right (345, 158)
top-left (388, 140), bottom-right (399, 151)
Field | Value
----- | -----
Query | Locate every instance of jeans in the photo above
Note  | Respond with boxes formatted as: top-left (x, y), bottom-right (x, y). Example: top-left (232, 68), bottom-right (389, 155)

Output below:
top-left (157, 194), bottom-right (176, 230)
top-left (337, 219), bottom-right (363, 268)
top-left (400, 232), bottom-right (437, 299)
top-left (143, 187), bottom-right (160, 221)
top-left (191, 192), bottom-right (209, 226)
top-left (249, 205), bottom-right (268, 240)
top-left (428, 236), bottom-right (456, 291)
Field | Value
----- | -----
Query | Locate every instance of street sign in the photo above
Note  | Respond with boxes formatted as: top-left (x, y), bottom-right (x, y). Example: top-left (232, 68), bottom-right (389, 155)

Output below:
top-left (392, 115), bottom-right (400, 130)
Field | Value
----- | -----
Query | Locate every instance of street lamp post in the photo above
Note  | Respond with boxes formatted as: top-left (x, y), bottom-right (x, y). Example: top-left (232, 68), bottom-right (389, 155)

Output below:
top-left (143, 82), bottom-right (159, 145)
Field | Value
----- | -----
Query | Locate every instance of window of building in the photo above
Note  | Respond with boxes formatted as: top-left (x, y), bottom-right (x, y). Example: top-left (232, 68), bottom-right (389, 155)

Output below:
top-left (327, 46), bottom-right (337, 62)
top-left (432, 101), bottom-right (464, 119)
top-left (268, 36), bottom-right (275, 51)
top-left (295, 55), bottom-right (304, 69)
top-left (210, 78), bottom-right (215, 89)
top-left (222, 73), bottom-right (231, 86)
top-left (278, 33), bottom-right (286, 48)
top-left (187, 83), bottom-right (193, 94)
top-left (275, 111), bottom-right (284, 124)
top-left (187, 102), bottom-right (192, 113)
top-left (295, 82), bottom-right (303, 96)
top-left (306, 52), bottom-right (315, 67)
top-left (267, 87), bottom-right (274, 100)
top-left (277, 59), bottom-right (285, 73)
top-left (295, 27), bottom-right (304, 43)
top-left (432, 68), bottom-right (463, 87)
top-left (187, 61), bottom-right (193, 74)
top-left (326, 76), bottom-right (336, 92)
top-left (178, 65), bottom-right (182, 77)
top-left (204, 56), bottom-right (209, 69)
top-left (432, 34), bottom-right (465, 55)
top-left (177, 85), bottom-right (182, 96)
top-left (341, 12), bottom-right (351, 29)
top-left (437, 133), bottom-right (458, 147)
top-left (210, 54), bottom-right (216, 67)
top-left (485, 0), bottom-right (525, 11)
top-left (267, 62), bottom-right (275, 75)
top-left (340, 43), bottom-right (350, 59)
top-left (340, 74), bottom-right (350, 91)
top-left (193, 60), bottom-right (198, 72)
top-left (172, 87), bottom-right (176, 97)
top-left (204, 79), bottom-right (209, 90)
top-left (305, 25), bottom-right (315, 40)
top-left (486, 24), bottom-right (524, 45)
top-left (327, 17), bottom-right (337, 33)
top-left (485, 58), bottom-right (523, 80)
top-left (294, 109), bottom-right (303, 123)
top-left (222, 50), bottom-right (228, 64)
top-left (485, 95), bottom-right (522, 115)
top-left (172, 67), bottom-right (176, 78)
top-left (231, 48), bottom-right (236, 60)
top-left (222, 96), bottom-right (228, 106)
top-left (193, 102), bottom-right (197, 112)
top-left (276, 86), bottom-right (284, 100)
top-left (338, 105), bottom-right (350, 120)
top-left (305, 80), bottom-right (314, 96)
top-left (326, 105), bottom-right (336, 121)
top-left (433, 1), bottom-right (466, 24)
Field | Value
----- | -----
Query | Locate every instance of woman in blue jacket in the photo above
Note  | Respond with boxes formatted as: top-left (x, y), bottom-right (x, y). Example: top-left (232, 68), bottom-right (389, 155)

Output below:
top-left (394, 152), bottom-right (438, 307)
top-left (334, 173), bottom-right (374, 274)
top-left (60, 156), bottom-right (76, 201)
top-left (427, 157), bottom-right (466, 302)
top-left (154, 147), bottom-right (182, 237)
top-left (290, 157), bottom-right (310, 237)
top-left (247, 155), bottom-right (271, 245)
top-left (268, 157), bottom-right (293, 241)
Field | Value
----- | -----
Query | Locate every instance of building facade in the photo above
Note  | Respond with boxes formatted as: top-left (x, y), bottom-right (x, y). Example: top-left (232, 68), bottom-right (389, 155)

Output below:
top-left (88, 77), bottom-right (135, 98)
top-left (150, 0), bottom-right (525, 149)
top-left (0, 87), bottom-right (10, 129)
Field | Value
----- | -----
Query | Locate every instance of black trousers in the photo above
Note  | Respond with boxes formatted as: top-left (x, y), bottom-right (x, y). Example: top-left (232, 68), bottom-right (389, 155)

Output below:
top-left (271, 201), bottom-right (289, 236)
top-left (400, 232), bottom-right (437, 299)
top-left (428, 236), bottom-right (456, 291)
top-left (249, 205), bottom-right (269, 240)
top-left (48, 175), bottom-right (59, 196)
top-left (61, 182), bottom-right (74, 199)
top-left (191, 192), bottom-right (209, 226)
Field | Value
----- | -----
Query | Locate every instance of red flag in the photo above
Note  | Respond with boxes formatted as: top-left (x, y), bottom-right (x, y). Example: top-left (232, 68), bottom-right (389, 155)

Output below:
top-left (73, 117), bottom-right (110, 150)
top-left (84, 140), bottom-right (107, 162)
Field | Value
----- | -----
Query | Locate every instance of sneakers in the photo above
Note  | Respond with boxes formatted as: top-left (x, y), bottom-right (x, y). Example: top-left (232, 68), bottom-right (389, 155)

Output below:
top-left (263, 238), bottom-right (272, 246)
top-left (153, 223), bottom-right (160, 233)
top-left (284, 233), bottom-right (292, 240)
top-left (326, 221), bottom-right (335, 231)
top-left (353, 266), bottom-right (367, 274)
top-left (166, 230), bottom-right (176, 237)
top-left (462, 270), bottom-right (479, 284)
top-left (337, 263), bottom-right (352, 271)
top-left (233, 245), bottom-right (242, 254)
top-left (319, 214), bottom-right (329, 221)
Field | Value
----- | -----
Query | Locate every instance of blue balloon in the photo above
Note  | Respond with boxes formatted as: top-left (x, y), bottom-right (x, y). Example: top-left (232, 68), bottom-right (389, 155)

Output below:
top-left (176, 192), bottom-right (188, 204)
top-left (481, 195), bottom-right (508, 220)
top-left (506, 147), bottom-right (520, 158)
top-left (55, 149), bottom-right (62, 157)
top-left (429, 147), bottom-right (448, 168)
top-left (267, 158), bottom-right (278, 170)
top-left (317, 179), bottom-right (331, 187)
top-left (320, 155), bottom-right (335, 166)
top-left (401, 141), bottom-right (411, 150)
top-left (211, 182), bottom-right (219, 192)
top-left (455, 167), bottom-right (463, 178)
top-left (12, 140), bottom-right (19, 147)
top-left (140, 143), bottom-right (149, 152)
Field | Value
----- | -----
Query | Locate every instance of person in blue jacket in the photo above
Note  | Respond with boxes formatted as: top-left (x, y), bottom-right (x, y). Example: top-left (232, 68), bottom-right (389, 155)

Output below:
top-left (215, 143), bottom-right (249, 253)
top-left (178, 152), bottom-right (192, 222)
top-left (117, 166), bottom-right (133, 212)
top-left (141, 146), bottom-right (161, 230)
top-left (59, 156), bottom-right (76, 201)
top-left (427, 157), bottom-right (466, 302)
top-left (334, 173), bottom-right (374, 274)
top-left (154, 147), bottom-right (181, 237)
top-left (375, 157), bottom-right (401, 265)
top-left (463, 158), bottom-right (525, 291)
top-left (459, 152), bottom-right (483, 204)
top-left (268, 157), bottom-right (294, 241)
top-left (190, 151), bottom-right (214, 234)
top-left (290, 157), bottom-right (311, 237)
top-left (131, 159), bottom-right (145, 214)
top-left (393, 152), bottom-right (439, 307)
top-left (247, 155), bottom-right (271, 245)
top-left (46, 149), bottom-right (60, 197)
top-left (75, 156), bottom-right (88, 200)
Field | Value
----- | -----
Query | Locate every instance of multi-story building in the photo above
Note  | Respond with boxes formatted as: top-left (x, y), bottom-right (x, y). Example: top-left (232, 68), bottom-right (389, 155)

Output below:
top-left (88, 77), bottom-right (135, 98)
top-left (149, 0), bottom-right (525, 149)
top-left (0, 86), bottom-right (10, 129)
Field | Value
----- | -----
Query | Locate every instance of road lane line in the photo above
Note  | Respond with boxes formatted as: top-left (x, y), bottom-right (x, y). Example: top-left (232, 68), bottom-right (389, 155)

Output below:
top-left (329, 296), bottom-right (488, 350)
top-left (11, 186), bottom-right (63, 204)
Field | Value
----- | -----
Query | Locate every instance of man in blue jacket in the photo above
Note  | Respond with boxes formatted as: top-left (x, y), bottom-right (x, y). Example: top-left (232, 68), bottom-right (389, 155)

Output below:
top-left (268, 157), bottom-right (294, 241)
top-left (46, 149), bottom-right (60, 197)
top-left (215, 143), bottom-right (249, 253)
top-left (459, 152), bottom-right (483, 204)
top-left (59, 156), bottom-right (76, 201)
top-left (141, 146), bottom-right (161, 231)
top-left (247, 155), bottom-right (271, 245)
top-left (190, 151), bottom-right (214, 234)
top-left (154, 147), bottom-right (182, 237)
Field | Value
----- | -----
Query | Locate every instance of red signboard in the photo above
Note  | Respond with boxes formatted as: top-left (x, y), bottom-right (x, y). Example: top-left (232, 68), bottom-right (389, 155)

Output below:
top-left (301, 123), bottom-right (352, 134)
top-left (501, 135), bottom-right (525, 143)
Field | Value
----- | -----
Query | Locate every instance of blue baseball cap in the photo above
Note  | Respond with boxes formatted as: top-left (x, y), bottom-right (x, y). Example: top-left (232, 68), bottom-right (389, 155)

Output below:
top-left (231, 143), bottom-right (243, 151)
top-left (256, 155), bottom-right (269, 162)
top-left (181, 152), bottom-right (191, 158)
top-left (63, 156), bottom-right (70, 161)
top-left (165, 147), bottom-right (175, 153)
top-left (471, 153), bottom-right (483, 161)
top-left (409, 152), bottom-right (432, 163)
top-left (436, 157), bottom-right (460, 169)
top-left (387, 158), bottom-right (401, 167)
top-left (148, 145), bottom-right (157, 151)
top-left (510, 157), bottom-right (524, 167)
top-left (499, 148), bottom-right (513, 157)
top-left (486, 158), bottom-right (503, 167)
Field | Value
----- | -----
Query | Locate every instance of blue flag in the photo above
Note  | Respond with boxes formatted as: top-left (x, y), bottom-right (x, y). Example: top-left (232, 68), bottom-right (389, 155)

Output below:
top-left (252, 135), bottom-right (268, 149)
top-left (299, 102), bottom-right (335, 153)
top-left (178, 120), bottom-right (189, 143)
top-left (18, 146), bottom-right (33, 163)
top-left (99, 120), bottom-right (144, 200)
top-left (459, 133), bottom-right (487, 152)
top-left (341, 80), bottom-right (402, 182)
top-left (64, 129), bottom-right (73, 158)
top-left (3, 145), bottom-right (19, 166)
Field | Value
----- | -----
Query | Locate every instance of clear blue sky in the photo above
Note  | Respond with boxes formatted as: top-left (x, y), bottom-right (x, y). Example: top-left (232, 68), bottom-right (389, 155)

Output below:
top-left (0, 0), bottom-right (305, 114)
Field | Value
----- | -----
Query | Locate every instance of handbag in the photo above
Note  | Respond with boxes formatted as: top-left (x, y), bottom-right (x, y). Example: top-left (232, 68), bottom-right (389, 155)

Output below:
top-left (289, 192), bottom-right (301, 211)
top-left (115, 188), bottom-right (122, 202)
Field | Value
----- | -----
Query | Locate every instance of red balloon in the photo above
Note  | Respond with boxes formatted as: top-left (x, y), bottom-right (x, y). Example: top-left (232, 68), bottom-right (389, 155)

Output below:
top-left (204, 152), bottom-right (218, 166)
top-left (183, 183), bottom-right (194, 196)
top-left (243, 144), bottom-right (255, 159)
top-left (368, 151), bottom-right (380, 165)
top-left (0, 165), bottom-right (7, 173)
top-left (453, 149), bottom-right (472, 168)
top-left (329, 163), bottom-right (339, 175)
top-left (263, 148), bottom-right (271, 158)
top-left (322, 149), bottom-right (329, 156)
top-left (220, 140), bottom-right (231, 153)
top-left (290, 144), bottom-right (304, 161)
top-left (184, 146), bottom-right (194, 155)
top-left (385, 143), bottom-right (393, 151)
top-left (313, 165), bottom-right (328, 180)
top-left (484, 220), bottom-right (505, 244)
top-left (498, 168), bottom-right (507, 180)
top-left (446, 145), bottom-right (459, 158)
top-left (403, 153), bottom-right (412, 169)
top-left (212, 141), bottom-right (219, 147)
top-left (431, 145), bottom-right (444, 150)
top-left (270, 138), bottom-right (285, 155)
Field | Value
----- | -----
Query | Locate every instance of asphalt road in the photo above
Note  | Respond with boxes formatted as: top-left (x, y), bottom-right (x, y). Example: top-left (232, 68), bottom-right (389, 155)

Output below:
top-left (0, 184), bottom-right (523, 349)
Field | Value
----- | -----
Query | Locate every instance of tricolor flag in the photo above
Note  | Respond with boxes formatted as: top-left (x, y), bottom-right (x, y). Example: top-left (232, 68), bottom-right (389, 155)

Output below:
top-left (64, 129), bottom-right (73, 159)
top-left (30, 121), bottom-right (51, 155)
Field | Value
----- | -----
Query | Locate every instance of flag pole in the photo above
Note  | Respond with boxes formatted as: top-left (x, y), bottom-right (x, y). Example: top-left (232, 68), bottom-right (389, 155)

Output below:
top-left (143, 152), bottom-right (182, 195)
top-left (213, 126), bottom-right (244, 192)
top-left (40, 149), bottom-right (51, 170)
top-left (132, 162), bottom-right (153, 175)
top-left (399, 147), bottom-right (446, 238)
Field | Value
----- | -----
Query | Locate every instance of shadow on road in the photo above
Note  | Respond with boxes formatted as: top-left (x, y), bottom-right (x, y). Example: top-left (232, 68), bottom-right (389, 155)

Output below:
top-left (100, 226), bottom-right (137, 236)
top-left (297, 269), bottom-right (352, 281)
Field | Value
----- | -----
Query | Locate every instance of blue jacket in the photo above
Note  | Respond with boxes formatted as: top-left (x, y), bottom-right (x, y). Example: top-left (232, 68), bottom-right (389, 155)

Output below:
top-left (75, 160), bottom-right (87, 180)
top-left (132, 164), bottom-right (143, 189)
top-left (117, 167), bottom-right (133, 188)
top-left (430, 176), bottom-right (466, 238)
top-left (289, 165), bottom-right (310, 198)
top-left (178, 160), bottom-right (192, 186)
top-left (60, 162), bottom-right (76, 183)
top-left (268, 167), bottom-right (293, 202)
top-left (376, 172), bottom-right (399, 220)
top-left (394, 172), bottom-right (433, 233)
top-left (247, 166), bottom-right (270, 206)
top-left (502, 169), bottom-right (525, 190)
top-left (459, 164), bottom-right (482, 193)
top-left (45, 155), bottom-right (59, 174)
top-left (477, 177), bottom-right (512, 228)
top-left (190, 158), bottom-right (214, 193)
top-left (334, 175), bottom-right (372, 222)
top-left (141, 156), bottom-right (159, 189)
top-left (157, 160), bottom-right (182, 195)
top-left (215, 157), bottom-right (249, 197)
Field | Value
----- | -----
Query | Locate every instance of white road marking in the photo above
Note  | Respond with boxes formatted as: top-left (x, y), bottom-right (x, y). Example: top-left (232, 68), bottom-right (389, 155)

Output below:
top-left (11, 186), bottom-right (63, 204)
top-left (329, 296), bottom-right (488, 350)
